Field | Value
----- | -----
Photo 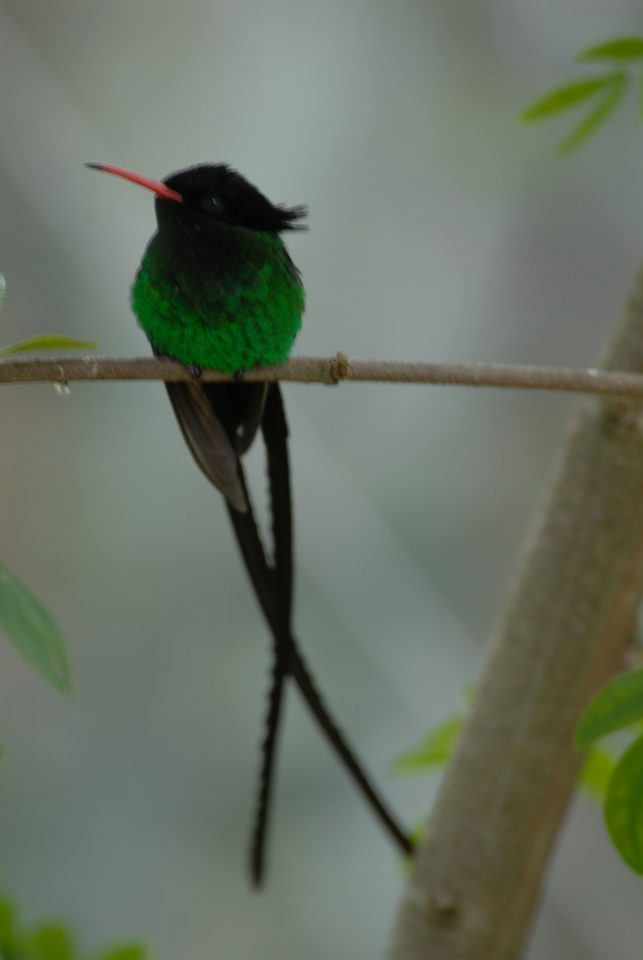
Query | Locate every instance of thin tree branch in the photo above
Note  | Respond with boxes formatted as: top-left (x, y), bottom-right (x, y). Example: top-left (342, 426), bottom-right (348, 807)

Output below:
top-left (3, 353), bottom-right (643, 397)
top-left (388, 267), bottom-right (643, 959)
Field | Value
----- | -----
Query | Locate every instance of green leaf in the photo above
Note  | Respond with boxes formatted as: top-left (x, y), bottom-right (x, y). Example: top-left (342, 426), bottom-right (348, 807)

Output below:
top-left (578, 744), bottom-right (617, 802)
top-left (0, 563), bottom-right (71, 693)
top-left (0, 335), bottom-right (97, 357)
top-left (0, 899), bottom-right (145, 960)
top-left (94, 946), bottom-right (147, 960)
top-left (605, 733), bottom-right (643, 873)
top-left (28, 924), bottom-right (75, 960)
top-left (0, 897), bottom-right (19, 950)
top-left (394, 713), bottom-right (463, 774)
top-left (578, 38), bottom-right (643, 62)
top-left (520, 72), bottom-right (626, 122)
top-left (556, 76), bottom-right (627, 154)
top-left (576, 667), bottom-right (643, 749)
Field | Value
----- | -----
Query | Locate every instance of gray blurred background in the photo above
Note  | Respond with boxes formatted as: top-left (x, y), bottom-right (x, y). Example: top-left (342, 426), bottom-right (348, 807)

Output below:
top-left (0, 1), bottom-right (642, 957)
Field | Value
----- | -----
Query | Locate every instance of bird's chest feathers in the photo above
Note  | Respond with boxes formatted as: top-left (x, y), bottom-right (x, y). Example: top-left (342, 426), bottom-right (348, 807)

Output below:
top-left (131, 230), bottom-right (304, 373)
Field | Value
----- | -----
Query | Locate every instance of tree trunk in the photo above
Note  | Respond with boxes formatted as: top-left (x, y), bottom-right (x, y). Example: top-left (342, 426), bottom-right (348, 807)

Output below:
top-left (388, 264), bottom-right (643, 960)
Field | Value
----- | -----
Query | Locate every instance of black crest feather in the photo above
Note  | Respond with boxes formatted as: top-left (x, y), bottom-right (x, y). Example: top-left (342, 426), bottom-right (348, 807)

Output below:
top-left (163, 163), bottom-right (307, 233)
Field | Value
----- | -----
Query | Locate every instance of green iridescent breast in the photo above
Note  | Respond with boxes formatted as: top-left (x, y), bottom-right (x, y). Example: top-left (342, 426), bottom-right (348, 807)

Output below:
top-left (131, 232), bottom-right (304, 373)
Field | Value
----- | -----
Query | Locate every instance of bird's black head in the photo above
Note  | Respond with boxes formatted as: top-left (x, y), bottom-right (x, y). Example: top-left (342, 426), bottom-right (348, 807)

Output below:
top-left (163, 164), bottom-right (306, 233)
top-left (86, 161), bottom-right (307, 234)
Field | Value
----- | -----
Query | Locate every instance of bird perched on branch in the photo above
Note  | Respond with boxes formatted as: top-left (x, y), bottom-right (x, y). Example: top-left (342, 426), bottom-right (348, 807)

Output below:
top-left (87, 161), bottom-right (412, 884)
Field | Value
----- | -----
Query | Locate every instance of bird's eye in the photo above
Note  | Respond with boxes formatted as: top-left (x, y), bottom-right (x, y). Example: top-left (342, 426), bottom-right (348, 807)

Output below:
top-left (202, 196), bottom-right (221, 212)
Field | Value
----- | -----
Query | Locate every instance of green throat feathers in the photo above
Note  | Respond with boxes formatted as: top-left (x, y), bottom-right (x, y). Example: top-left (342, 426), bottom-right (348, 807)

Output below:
top-left (131, 228), bottom-right (305, 373)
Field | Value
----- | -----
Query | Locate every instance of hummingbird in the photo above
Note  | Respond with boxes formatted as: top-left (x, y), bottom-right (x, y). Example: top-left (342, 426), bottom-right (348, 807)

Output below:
top-left (86, 161), bottom-right (413, 884)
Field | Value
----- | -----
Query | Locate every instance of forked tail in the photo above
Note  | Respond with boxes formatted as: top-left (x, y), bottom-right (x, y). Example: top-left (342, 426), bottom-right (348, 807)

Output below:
top-left (227, 385), bottom-right (413, 884)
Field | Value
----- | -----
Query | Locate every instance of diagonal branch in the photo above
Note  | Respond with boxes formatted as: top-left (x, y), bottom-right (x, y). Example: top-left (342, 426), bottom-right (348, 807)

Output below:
top-left (3, 353), bottom-right (643, 397)
top-left (388, 266), bottom-right (643, 958)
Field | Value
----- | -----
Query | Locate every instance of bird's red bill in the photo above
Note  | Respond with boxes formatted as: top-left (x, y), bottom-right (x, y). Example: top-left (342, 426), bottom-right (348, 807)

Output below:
top-left (85, 163), bottom-right (183, 203)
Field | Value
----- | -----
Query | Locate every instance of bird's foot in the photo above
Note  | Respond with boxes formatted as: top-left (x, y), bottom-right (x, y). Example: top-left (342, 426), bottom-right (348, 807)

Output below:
top-left (233, 369), bottom-right (246, 382)
top-left (186, 363), bottom-right (203, 380)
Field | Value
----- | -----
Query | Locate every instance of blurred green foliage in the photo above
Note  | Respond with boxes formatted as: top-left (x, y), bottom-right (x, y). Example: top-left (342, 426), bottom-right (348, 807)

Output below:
top-left (393, 713), bottom-right (463, 774)
top-left (604, 736), bottom-right (643, 875)
top-left (576, 668), bottom-right (643, 873)
top-left (0, 335), bottom-right (96, 358)
top-left (0, 562), bottom-right (71, 693)
top-left (0, 896), bottom-right (146, 960)
top-left (576, 667), bottom-right (643, 749)
top-left (521, 36), bottom-right (643, 153)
